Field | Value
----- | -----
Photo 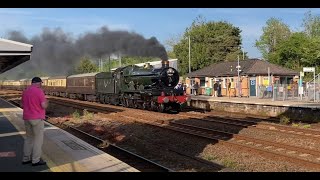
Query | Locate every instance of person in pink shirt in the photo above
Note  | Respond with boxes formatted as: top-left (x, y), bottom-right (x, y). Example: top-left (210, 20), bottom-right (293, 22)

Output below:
top-left (21, 77), bottom-right (48, 166)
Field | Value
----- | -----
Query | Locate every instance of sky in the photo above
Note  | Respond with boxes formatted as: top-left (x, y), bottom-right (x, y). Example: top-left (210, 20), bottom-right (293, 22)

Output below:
top-left (0, 8), bottom-right (320, 59)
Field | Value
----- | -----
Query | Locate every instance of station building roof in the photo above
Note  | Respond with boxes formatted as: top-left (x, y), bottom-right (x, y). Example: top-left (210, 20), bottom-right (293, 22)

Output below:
top-left (0, 38), bottom-right (33, 74)
top-left (187, 59), bottom-right (299, 78)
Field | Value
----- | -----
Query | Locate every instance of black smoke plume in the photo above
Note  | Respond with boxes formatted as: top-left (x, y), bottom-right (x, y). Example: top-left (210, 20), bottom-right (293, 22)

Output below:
top-left (2, 26), bottom-right (168, 79)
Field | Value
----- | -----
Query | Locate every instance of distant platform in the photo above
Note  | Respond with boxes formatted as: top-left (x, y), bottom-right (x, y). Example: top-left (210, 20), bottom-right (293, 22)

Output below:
top-left (191, 95), bottom-right (320, 109)
top-left (190, 95), bottom-right (320, 122)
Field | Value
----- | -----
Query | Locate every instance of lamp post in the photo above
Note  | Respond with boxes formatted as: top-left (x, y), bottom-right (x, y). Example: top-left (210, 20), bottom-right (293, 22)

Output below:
top-left (237, 55), bottom-right (241, 97)
top-left (236, 46), bottom-right (243, 97)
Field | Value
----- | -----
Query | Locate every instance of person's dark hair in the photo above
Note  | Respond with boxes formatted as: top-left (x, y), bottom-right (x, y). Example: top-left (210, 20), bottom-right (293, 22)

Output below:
top-left (31, 77), bottom-right (43, 83)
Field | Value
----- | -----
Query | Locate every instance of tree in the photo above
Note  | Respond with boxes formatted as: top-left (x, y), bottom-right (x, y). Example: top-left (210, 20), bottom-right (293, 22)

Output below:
top-left (75, 57), bottom-right (99, 74)
top-left (269, 32), bottom-right (320, 72)
top-left (302, 10), bottom-right (320, 38)
top-left (269, 32), bottom-right (308, 69)
top-left (173, 16), bottom-right (245, 75)
top-left (255, 18), bottom-right (291, 60)
top-left (165, 34), bottom-right (181, 59)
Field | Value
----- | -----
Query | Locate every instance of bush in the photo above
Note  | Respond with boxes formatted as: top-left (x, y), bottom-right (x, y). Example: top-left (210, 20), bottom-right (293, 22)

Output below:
top-left (280, 115), bottom-right (290, 125)
top-left (302, 124), bottom-right (311, 128)
top-left (222, 159), bottom-right (237, 168)
top-left (72, 110), bottom-right (81, 120)
top-left (83, 109), bottom-right (94, 120)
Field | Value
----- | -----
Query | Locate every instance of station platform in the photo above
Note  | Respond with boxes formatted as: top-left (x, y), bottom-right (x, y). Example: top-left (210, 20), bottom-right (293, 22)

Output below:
top-left (0, 98), bottom-right (138, 172)
top-left (191, 95), bottom-right (320, 109)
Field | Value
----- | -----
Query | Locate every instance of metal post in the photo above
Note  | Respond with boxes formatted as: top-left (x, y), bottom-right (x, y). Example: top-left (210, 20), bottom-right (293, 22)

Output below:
top-left (268, 67), bottom-right (270, 86)
top-left (189, 35), bottom-right (191, 73)
top-left (98, 59), bottom-right (100, 71)
top-left (300, 74), bottom-right (302, 100)
top-left (242, 49), bottom-right (244, 60)
top-left (314, 70), bottom-right (316, 102)
top-left (318, 73), bottom-right (320, 102)
top-left (101, 58), bottom-right (103, 71)
top-left (109, 55), bottom-right (111, 72)
top-left (237, 55), bottom-right (240, 97)
top-left (272, 83), bottom-right (275, 101)
top-left (119, 53), bottom-right (122, 67)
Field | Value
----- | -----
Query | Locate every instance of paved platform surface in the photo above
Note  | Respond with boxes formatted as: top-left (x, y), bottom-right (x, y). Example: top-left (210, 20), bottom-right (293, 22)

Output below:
top-left (191, 95), bottom-right (320, 109)
top-left (0, 98), bottom-right (138, 172)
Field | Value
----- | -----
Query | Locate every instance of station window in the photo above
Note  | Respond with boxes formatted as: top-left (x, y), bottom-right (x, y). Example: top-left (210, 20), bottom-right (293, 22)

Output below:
top-left (200, 77), bottom-right (205, 87)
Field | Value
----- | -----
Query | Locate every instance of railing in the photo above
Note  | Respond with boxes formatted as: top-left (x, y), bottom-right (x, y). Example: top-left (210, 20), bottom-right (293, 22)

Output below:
top-left (257, 83), bottom-right (320, 102)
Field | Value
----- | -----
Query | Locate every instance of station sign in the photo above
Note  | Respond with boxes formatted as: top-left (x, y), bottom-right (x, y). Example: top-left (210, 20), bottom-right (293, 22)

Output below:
top-left (303, 67), bottom-right (315, 72)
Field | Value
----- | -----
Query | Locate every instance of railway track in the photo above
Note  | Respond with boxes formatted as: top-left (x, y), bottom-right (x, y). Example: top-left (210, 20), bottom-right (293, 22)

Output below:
top-left (5, 91), bottom-right (320, 142)
top-left (3, 90), bottom-right (320, 170)
top-left (56, 122), bottom-right (172, 172)
top-left (177, 112), bottom-right (320, 141)
top-left (118, 114), bottom-right (320, 170)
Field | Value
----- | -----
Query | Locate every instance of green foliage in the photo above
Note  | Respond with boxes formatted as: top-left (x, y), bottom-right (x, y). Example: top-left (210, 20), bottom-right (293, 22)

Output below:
top-left (75, 56), bottom-right (99, 74)
top-left (255, 17), bottom-right (291, 60)
top-left (291, 123), bottom-right (299, 127)
top-left (255, 11), bottom-right (320, 76)
top-left (83, 109), bottom-right (94, 120)
top-left (280, 115), bottom-right (290, 125)
top-left (268, 32), bottom-right (320, 74)
top-left (167, 51), bottom-right (177, 59)
top-left (173, 16), bottom-right (246, 75)
top-left (291, 122), bottom-right (311, 128)
top-left (268, 32), bottom-right (308, 69)
top-left (303, 10), bottom-right (320, 38)
top-left (203, 155), bottom-right (218, 161)
top-left (222, 159), bottom-right (237, 169)
top-left (72, 110), bottom-right (81, 120)
top-left (302, 124), bottom-right (311, 128)
top-left (165, 35), bottom-right (181, 59)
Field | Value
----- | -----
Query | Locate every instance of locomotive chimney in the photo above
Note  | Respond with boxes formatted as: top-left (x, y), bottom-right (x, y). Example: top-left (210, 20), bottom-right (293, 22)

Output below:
top-left (161, 59), bottom-right (169, 68)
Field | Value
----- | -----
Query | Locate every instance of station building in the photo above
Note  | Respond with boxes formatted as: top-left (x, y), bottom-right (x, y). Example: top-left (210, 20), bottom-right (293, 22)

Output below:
top-left (185, 59), bottom-right (299, 97)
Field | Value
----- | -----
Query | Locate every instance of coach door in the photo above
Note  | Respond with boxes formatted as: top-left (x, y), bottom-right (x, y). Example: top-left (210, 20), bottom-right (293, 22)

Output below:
top-left (250, 77), bottom-right (256, 97)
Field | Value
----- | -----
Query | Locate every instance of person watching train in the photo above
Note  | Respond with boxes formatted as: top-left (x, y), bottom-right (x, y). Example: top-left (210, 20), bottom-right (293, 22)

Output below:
top-left (21, 77), bottom-right (48, 166)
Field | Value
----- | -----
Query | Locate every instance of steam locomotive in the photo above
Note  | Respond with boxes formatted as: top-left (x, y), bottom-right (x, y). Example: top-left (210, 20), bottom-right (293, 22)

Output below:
top-left (1, 60), bottom-right (190, 113)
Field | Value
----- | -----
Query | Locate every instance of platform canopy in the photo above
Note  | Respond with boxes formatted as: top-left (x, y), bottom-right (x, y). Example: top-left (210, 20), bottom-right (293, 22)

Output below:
top-left (0, 38), bottom-right (33, 74)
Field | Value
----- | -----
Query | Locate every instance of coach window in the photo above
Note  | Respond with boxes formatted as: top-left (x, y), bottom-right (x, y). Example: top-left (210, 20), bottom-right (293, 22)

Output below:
top-left (200, 77), bottom-right (205, 87)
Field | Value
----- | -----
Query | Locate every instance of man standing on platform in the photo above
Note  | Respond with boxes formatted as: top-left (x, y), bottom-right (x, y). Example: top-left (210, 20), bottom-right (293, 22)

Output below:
top-left (21, 77), bottom-right (48, 166)
top-left (213, 81), bottom-right (218, 97)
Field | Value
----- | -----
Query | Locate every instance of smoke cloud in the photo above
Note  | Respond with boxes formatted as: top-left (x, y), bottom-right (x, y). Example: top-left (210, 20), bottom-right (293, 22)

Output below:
top-left (2, 26), bottom-right (168, 79)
